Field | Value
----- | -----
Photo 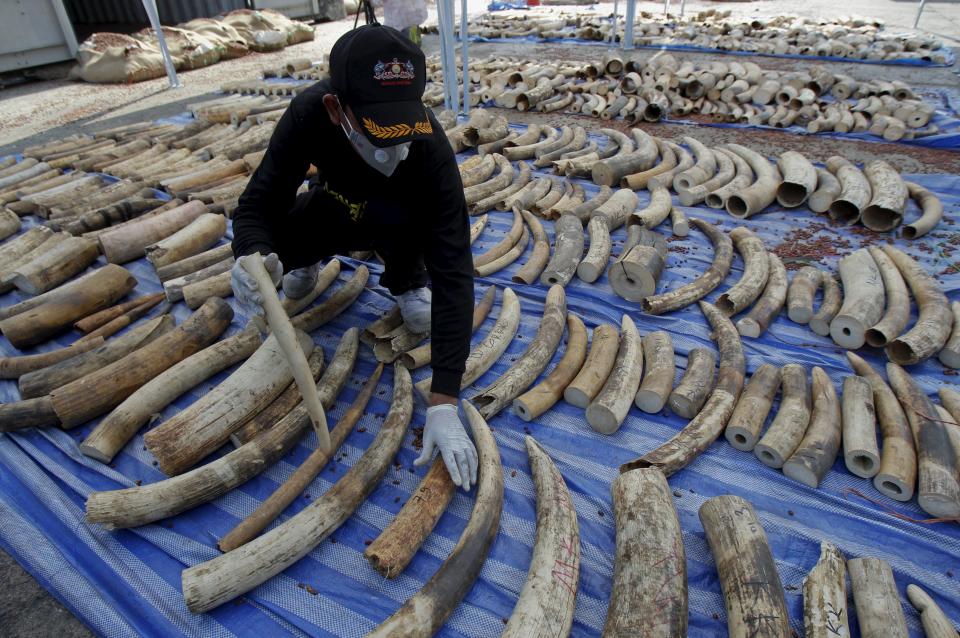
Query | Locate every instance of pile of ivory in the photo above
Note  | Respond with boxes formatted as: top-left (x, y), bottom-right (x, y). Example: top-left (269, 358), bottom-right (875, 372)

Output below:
top-left (260, 56), bottom-right (327, 81)
top-left (427, 53), bottom-right (940, 141)
top-left (452, 9), bottom-right (949, 63)
top-left (787, 245), bottom-right (958, 366)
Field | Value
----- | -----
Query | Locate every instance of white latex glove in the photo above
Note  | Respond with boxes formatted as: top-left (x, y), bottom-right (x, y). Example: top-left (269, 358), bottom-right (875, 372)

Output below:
top-left (231, 252), bottom-right (282, 317)
top-left (414, 404), bottom-right (478, 491)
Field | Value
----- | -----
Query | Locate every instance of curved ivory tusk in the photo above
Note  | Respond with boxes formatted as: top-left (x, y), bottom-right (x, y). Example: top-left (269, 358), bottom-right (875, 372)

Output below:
top-left (19, 314), bottom-right (173, 399)
top-left (902, 181), bottom-right (944, 240)
top-left (668, 347), bottom-right (716, 419)
top-left (648, 141), bottom-right (693, 192)
top-left (470, 161), bottom-right (533, 216)
top-left (221, 358), bottom-right (377, 553)
top-left (534, 126), bottom-right (587, 168)
top-left (941, 387), bottom-right (960, 423)
top-left (291, 265), bottom-right (370, 334)
top-left (504, 127), bottom-right (562, 161)
top-left (940, 301), bottom-right (960, 369)
top-left (787, 266), bottom-right (825, 325)
top-left (0, 227), bottom-right (55, 275)
top-left (906, 584), bottom-right (959, 638)
top-left (586, 315), bottom-right (643, 434)
top-left (233, 328), bottom-right (356, 446)
top-left (564, 323), bottom-right (619, 409)
top-left (830, 248), bottom-right (884, 349)
top-left (98, 200), bottom-right (207, 264)
top-left (723, 143), bottom-right (781, 219)
top-left (754, 363), bottom-right (810, 469)
top-left (415, 287), bottom-right (521, 401)
top-left (673, 137), bottom-right (717, 191)
top-left (783, 367), bottom-right (841, 488)
top-left (864, 246), bottom-right (910, 348)
top-left (474, 208), bottom-right (523, 268)
top-left (603, 468), bottom-right (686, 637)
top-left (848, 558), bottom-right (909, 638)
top-left (641, 219), bottom-right (733, 315)
top-left (845, 352), bottom-right (916, 501)
top-left (807, 168), bottom-right (842, 215)
top-left (699, 495), bottom-right (791, 638)
top-left (861, 160), bottom-right (907, 232)
top-left (725, 363), bottom-right (780, 451)
top-left (802, 542), bottom-right (850, 638)
top-left (402, 286), bottom-right (496, 371)
top-left (513, 313), bottom-right (587, 422)
top-left (181, 363), bottom-right (413, 613)
top-left (48, 297), bottom-right (233, 429)
top-left (886, 362), bottom-right (960, 518)
top-left (459, 155), bottom-right (497, 188)
top-left (621, 303), bottom-right (744, 476)
top-left (144, 213), bottom-right (226, 269)
top-left (775, 151), bottom-right (817, 208)
top-left (472, 285), bottom-right (566, 419)
top-left (469, 215), bottom-right (488, 245)
top-left (592, 129), bottom-right (659, 187)
top-left (503, 436), bottom-right (580, 637)
top-left (540, 214), bottom-right (584, 287)
top-left (365, 455), bottom-right (455, 578)
top-left (6, 235), bottom-right (99, 295)
top-left (619, 139), bottom-right (675, 191)
top-left (499, 178), bottom-right (552, 213)
top-left (841, 375), bottom-right (880, 478)
top-left (669, 207), bottom-right (689, 237)
top-left (512, 211), bottom-right (550, 285)
top-left (576, 216), bottom-right (611, 283)
top-left (474, 225), bottom-right (529, 278)
top-left (85, 348), bottom-right (329, 530)
top-left (156, 243), bottom-right (234, 282)
top-left (366, 399), bottom-right (502, 637)
top-left (717, 227), bottom-right (769, 316)
top-left (569, 185), bottom-right (612, 223)
top-left (464, 155), bottom-right (515, 206)
top-left (825, 156), bottom-right (871, 226)
top-left (0, 264), bottom-right (137, 348)
top-left (530, 178), bottom-right (566, 216)
top-left (163, 258), bottom-right (234, 302)
top-left (882, 245), bottom-right (952, 365)
top-left (736, 252), bottom-right (786, 338)
top-left (280, 259), bottom-right (341, 317)
top-left (633, 330), bottom-right (674, 414)
top-left (628, 186), bottom-right (672, 230)
top-left (0, 336), bottom-right (105, 379)
top-left (809, 273), bottom-right (842, 337)
top-left (677, 147), bottom-right (733, 206)
top-left (545, 181), bottom-right (587, 219)
top-left (80, 328), bottom-right (261, 463)
top-left (592, 188), bottom-right (639, 231)
top-left (704, 147), bottom-right (753, 210)
top-left (144, 330), bottom-right (314, 476)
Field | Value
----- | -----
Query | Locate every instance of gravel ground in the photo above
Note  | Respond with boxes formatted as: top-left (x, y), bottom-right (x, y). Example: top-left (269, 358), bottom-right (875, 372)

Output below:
top-left (0, 1), bottom-right (958, 635)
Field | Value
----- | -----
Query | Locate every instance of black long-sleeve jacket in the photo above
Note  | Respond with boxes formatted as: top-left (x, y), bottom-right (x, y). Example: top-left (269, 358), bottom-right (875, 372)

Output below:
top-left (232, 80), bottom-right (474, 397)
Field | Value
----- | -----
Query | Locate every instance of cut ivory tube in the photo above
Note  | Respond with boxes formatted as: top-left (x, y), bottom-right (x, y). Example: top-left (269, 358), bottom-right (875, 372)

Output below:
top-left (586, 315), bottom-right (643, 434)
top-left (848, 558), bottom-right (909, 638)
top-left (775, 150), bottom-right (817, 207)
top-left (842, 375), bottom-right (880, 478)
top-left (864, 246), bottom-right (910, 348)
top-left (736, 252), bottom-right (787, 338)
top-left (755, 363), bottom-right (810, 469)
top-left (783, 367), bottom-right (841, 488)
top-left (723, 143), bottom-right (781, 219)
top-left (668, 347), bottom-right (716, 419)
top-left (861, 159), bottom-right (908, 232)
top-left (809, 273), bottom-right (843, 337)
top-left (634, 330), bottom-right (674, 413)
top-left (826, 156), bottom-right (871, 226)
top-left (725, 363), bottom-right (780, 451)
top-left (243, 253), bottom-right (329, 452)
top-left (699, 495), bottom-right (791, 638)
top-left (830, 248), bottom-right (884, 349)
top-left (564, 323), bottom-right (619, 408)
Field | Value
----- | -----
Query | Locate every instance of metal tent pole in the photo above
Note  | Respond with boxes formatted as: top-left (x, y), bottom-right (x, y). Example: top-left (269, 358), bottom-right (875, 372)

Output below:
top-left (141, 0), bottom-right (181, 88)
top-left (609, 0), bottom-right (618, 43)
top-left (663, 0), bottom-right (670, 18)
top-left (680, 0), bottom-right (686, 18)
top-left (914, 0), bottom-right (928, 28)
top-left (461, 0), bottom-right (470, 114)
top-left (623, 0), bottom-right (635, 49)
top-left (436, 0), bottom-right (455, 112)
top-left (446, 0), bottom-right (459, 114)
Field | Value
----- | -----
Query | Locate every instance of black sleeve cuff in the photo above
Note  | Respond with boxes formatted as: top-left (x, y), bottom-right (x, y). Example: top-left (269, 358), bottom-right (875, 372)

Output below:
top-left (232, 240), bottom-right (275, 260)
top-left (430, 367), bottom-right (463, 398)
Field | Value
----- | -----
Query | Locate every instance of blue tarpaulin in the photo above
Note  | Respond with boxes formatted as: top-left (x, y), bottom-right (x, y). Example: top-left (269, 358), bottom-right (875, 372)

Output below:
top-left (0, 136), bottom-right (958, 637)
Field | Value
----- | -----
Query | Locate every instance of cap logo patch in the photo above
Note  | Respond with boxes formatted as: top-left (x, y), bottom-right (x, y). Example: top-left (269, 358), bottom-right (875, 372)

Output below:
top-left (373, 58), bottom-right (416, 85)
top-left (363, 117), bottom-right (433, 140)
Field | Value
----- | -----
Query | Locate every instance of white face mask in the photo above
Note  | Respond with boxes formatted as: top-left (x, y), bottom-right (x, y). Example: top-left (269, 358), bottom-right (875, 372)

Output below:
top-left (336, 97), bottom-right (411, 177)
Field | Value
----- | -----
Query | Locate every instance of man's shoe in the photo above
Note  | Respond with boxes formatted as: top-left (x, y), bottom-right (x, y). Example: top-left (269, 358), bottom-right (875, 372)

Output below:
top-left (282, 263), bottom-right (320, 299)
top-left (397, 287), bottom-right (431, 333)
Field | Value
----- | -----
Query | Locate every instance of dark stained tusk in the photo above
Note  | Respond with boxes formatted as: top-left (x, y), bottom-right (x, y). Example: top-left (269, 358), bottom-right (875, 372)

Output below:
top-left (621, 302), bottom-right (744, 476)
top-left (641, 219), bottom-right (733, 315)
top-left (725, 363), bottom-right (780, 451)
top-left (848, 558), bottom-right (909, 638)
top-left (754, 363), bottom-right (811, 469)
top-left (603, 467), bottom-right (685, 637)
top-left (564, 323), bottom-right (619, 409)
top-left (503, 436), bottom-right (580, 637)
top-left (845, 352), bottom-right (916, 502)
top-left (181, 364), bottom-right (413, 613)
top-left (513, 313), bottom-right (588, 422)
top-left (802, 542), bottom-right (850, 638)
top-left (472, 284), bottom-right (566, 419)
top-left (783, 367), bottom-right (841, 488)
top-left (698, 495), bottom-right (791, 638)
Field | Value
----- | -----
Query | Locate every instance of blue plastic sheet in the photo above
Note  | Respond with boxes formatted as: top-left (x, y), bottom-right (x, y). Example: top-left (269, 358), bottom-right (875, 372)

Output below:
top-left (467, 34), bottom-right (957, 67)
top-left (0, 145), bottom-right (958, 637)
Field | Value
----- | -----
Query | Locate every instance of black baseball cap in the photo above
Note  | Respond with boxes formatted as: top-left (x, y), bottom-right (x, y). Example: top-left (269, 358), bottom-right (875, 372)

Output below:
top-left (329, 24), bottom-right (434, 148)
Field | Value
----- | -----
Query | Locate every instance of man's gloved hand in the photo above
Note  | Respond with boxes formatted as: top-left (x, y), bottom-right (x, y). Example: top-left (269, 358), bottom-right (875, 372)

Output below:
top-left (282, 262), bottom-right (320, 300)
top-left (231, 252), bottom-right (282, 317)
top-left (414, 403), bottom-right (478, 491)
